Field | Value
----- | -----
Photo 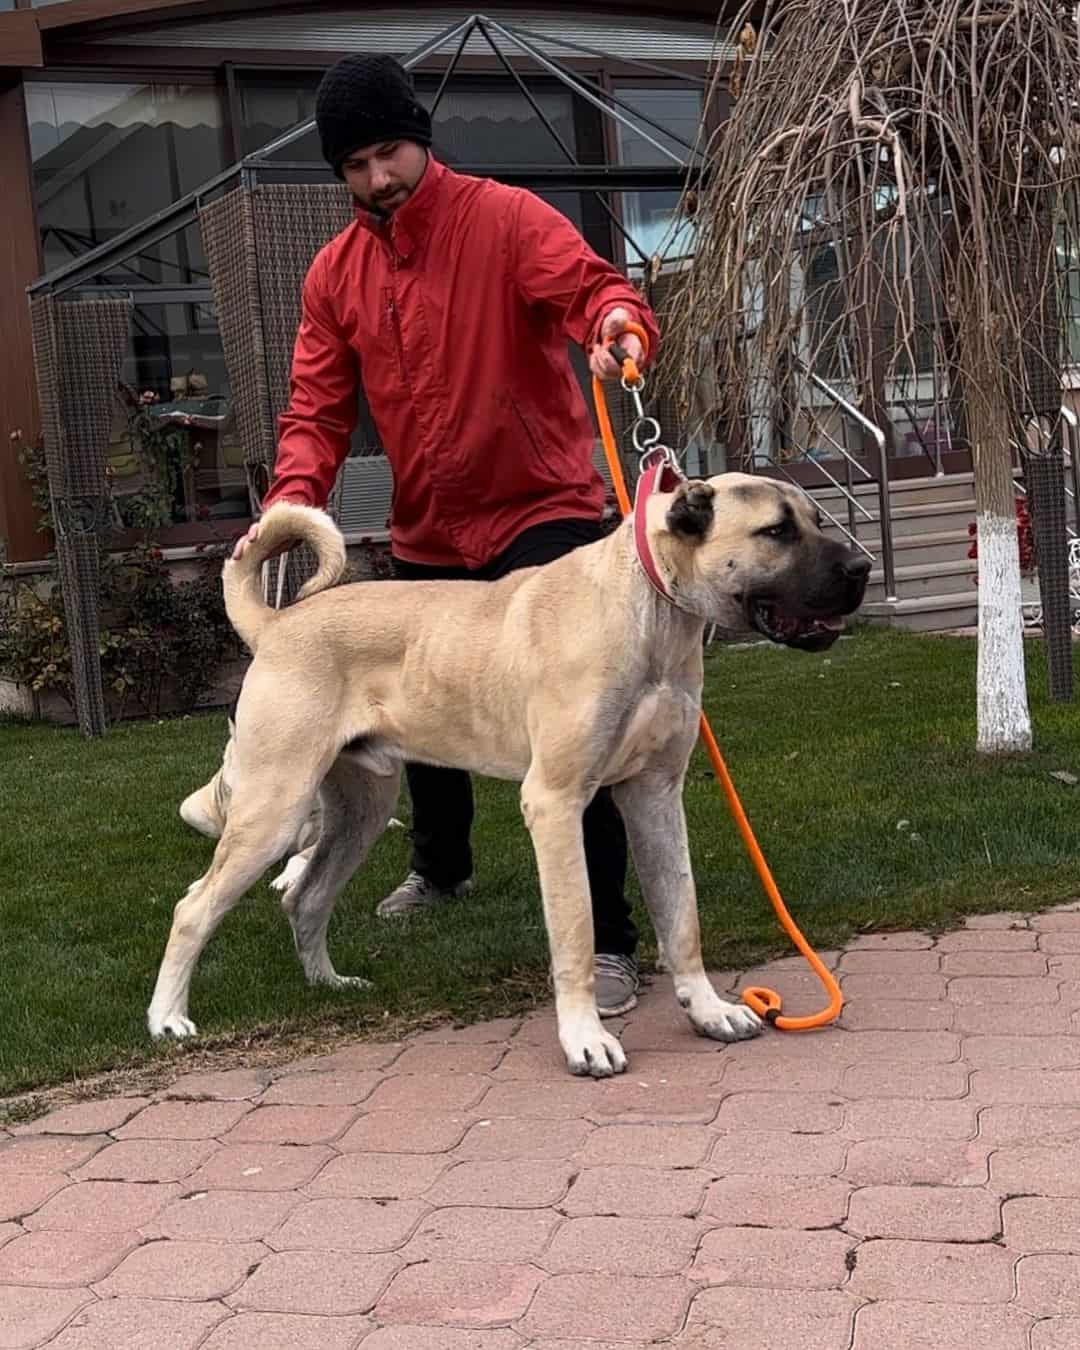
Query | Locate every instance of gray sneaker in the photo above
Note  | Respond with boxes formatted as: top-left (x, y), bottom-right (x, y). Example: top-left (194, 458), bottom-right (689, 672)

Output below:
top-left (376, 870), bottom-right (472, 918)
top-left (594, 952), bottom-right (639, 1017)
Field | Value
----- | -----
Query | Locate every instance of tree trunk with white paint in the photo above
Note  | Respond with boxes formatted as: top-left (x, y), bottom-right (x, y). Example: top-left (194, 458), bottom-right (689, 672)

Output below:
top-left (745, 260), bottom-right (774, 466)
top-left (965, 327), bottom-right (1033, 754)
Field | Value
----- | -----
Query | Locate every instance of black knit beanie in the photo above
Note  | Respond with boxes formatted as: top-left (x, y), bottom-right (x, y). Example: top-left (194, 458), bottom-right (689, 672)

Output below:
top-left (316, 54), bottom-right (433, 177)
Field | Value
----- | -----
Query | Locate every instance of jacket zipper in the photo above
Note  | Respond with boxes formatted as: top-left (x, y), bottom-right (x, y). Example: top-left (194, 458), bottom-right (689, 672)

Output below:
top-left (387, 293), bottom-right (408, 382)
top-left (387, 247), bottom-right (409, 382)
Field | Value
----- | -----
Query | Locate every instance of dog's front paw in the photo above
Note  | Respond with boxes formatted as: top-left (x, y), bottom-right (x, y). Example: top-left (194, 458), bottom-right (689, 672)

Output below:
top-left (147, 1008), bottom-right (198, 1040)
top-left (685, 991), bottom-right (763, 1042)
top-left (560, 1016), bottom-right (628, 1078)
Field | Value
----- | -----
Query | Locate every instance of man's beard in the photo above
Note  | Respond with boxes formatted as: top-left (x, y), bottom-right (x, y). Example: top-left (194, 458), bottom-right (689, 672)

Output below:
top-left (360, 152), bottom-right (427, 218)
top-left (370, 186), bottom-right (404, 215)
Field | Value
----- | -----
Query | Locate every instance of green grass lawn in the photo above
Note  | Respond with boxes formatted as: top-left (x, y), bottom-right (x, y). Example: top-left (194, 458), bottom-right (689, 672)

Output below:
top-left (2, 626), bottom-right (1079, 1099)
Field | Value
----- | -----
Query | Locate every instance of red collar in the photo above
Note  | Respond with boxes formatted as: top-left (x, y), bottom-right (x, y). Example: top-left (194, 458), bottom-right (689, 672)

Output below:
top-left (632, 456), bottom-right (685, 602)
top-left (353, 155), bottom-right (448, 260)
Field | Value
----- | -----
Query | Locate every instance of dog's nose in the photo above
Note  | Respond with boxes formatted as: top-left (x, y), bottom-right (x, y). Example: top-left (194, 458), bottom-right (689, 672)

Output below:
top-left (839, 554), bottom-right (872, 581)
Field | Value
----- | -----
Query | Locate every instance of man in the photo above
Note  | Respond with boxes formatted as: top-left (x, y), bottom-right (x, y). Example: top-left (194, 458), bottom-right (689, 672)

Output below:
top-left (231, 53), bottom-right (660, 1015)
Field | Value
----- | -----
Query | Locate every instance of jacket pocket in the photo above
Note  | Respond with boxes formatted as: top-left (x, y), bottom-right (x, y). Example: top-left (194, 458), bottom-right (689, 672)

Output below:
top-left (507, 393), bottom-right (555, 475)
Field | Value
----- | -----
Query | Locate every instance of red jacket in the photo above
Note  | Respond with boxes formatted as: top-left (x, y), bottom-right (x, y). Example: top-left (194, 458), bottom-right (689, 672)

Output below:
top-left (263, 157), bottom-right (659, 568)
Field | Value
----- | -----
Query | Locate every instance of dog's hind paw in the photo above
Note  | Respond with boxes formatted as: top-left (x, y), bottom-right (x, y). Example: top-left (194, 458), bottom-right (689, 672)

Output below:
top-left (331, 974), bottom-right (372, 990)
top-left (147, 1010), bottom-right (198, 1039)
top-left (271, 853), bottom-right (310, 894)
top-left (310, 971), bottom-right (372, 991)
top-left (560, 1019), bottom-right (627, 1078)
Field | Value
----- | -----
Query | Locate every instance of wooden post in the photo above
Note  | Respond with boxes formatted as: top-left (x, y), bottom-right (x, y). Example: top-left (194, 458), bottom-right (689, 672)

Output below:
top-left (0, 76), bottom-right (47, 563)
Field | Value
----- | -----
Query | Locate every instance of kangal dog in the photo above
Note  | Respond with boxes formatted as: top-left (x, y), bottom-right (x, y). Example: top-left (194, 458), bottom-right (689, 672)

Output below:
top-left (150, 475), bottom-right (868, 1076)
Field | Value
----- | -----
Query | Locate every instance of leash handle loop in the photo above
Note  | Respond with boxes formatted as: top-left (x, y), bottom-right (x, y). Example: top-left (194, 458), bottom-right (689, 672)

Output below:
top-left (602, 319), bottom-right (650, 390)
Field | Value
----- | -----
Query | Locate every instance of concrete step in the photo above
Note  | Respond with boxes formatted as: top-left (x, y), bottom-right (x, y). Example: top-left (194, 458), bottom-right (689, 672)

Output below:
top-left (887, 528), bottom-right (975, 568)
top-left (862, 590), bottom-right (979, 632)
top-left (864, 557), bottom-right (977, 604)
top-left (822, 498), bottom-right (976, 541)
top-left (838, 528), bottom-right (973, 569)
top-left (807, 471), bottom-right (975, 509)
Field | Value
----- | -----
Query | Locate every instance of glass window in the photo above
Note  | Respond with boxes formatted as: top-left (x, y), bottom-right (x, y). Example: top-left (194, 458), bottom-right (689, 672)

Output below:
top-left (26, 81), bottom-right (227, 278)
top-left (108, 302), bottom-right (248, 530)
top-left (419, 79), bottom-right (576, 167)
top-left (239, 77), bottom-right (321, 159)
top-left (803, 241), bottom-right (849, 382)
top-left (241, 75), bottom-right (579, 170)
top-left (614, 85), bottom-right (702, 267)
top-left (1058, 213), bottom-right (1080, 367)
top-left (81, 220), bottom-right (211, 291)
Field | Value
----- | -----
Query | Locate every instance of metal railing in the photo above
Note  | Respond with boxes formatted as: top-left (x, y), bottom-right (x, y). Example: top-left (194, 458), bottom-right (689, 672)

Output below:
top-left (755, 380), bottom-right (1080, 613)
top-left (763, 363), bottom-right (896, 602)
top-left (1060, 406), bottom-right (1080, 537)
top-left (1011, 406), bottom-right (1080, 539)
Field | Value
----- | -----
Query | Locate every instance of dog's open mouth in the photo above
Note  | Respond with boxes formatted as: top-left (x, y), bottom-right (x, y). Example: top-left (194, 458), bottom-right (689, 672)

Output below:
top-left (750, 601), bottom-right (846, 650)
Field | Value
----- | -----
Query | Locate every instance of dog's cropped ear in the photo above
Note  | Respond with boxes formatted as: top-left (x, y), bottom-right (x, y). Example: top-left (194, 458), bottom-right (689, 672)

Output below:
top-left (665, 480), bottom-right (715, 540)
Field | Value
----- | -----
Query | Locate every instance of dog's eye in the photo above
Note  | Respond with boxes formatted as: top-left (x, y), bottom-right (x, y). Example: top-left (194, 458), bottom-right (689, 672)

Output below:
top-left (759, 520), bottom-right (794, 539)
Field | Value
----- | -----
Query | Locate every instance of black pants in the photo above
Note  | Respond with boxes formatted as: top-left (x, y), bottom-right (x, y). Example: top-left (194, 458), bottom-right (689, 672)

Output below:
top-left (392, 517), bottom-right (638, 958)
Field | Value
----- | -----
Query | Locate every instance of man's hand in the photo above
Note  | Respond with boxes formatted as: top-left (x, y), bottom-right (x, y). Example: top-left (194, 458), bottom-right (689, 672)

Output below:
top-left (231, 519), bottom-right (263, 562)
top-left (231, 501), bottom-right (304, 562)
top-left (589, 307), bottom-right (646, 382)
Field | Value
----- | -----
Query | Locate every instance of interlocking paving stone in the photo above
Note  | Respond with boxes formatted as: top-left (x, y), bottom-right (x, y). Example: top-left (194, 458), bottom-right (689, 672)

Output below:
top-left (376, 1260), bottom-right (544, 1328)
top-left (10, 907), bottom-right (1080, 1350)
top-left (679, 1287), bottom-right (862, 1350)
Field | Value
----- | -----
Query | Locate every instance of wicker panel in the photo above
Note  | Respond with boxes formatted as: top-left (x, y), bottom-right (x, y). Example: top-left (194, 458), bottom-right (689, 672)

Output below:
top-left (1007, 208), bottom-right (1074, 701)
top-left (1025, 453), bottom-right (1074, 701)
top-left (199, 188), bottom-right (274, 504)
top-left (251, 183), bottom-right (353, 431)
top-left (30, 294), bottom-right (132, 738)
top-left (201, 183), bottom-right (354, 602)
top-left (251, 184), bottom-right (353, 601)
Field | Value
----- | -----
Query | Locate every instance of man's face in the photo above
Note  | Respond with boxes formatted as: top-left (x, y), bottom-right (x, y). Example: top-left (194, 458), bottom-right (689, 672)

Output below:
top-left (340, 140), bottom-right (428, 215)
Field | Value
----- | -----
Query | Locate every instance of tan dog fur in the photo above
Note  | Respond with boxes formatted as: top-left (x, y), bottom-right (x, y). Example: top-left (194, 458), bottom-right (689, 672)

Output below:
top-left (149, 474), bottom-right (867, 1076)
top-left (180, 721), bottom-right (403, 894)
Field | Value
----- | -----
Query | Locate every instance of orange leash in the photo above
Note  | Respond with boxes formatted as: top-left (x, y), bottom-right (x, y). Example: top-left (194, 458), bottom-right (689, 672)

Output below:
top-left (591, 325), bottom-right (843, 1031)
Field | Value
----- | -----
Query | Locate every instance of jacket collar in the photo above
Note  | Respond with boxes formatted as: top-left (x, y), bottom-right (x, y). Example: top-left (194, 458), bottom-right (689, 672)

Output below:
top-left (353, 154), bottom-right (448, 260)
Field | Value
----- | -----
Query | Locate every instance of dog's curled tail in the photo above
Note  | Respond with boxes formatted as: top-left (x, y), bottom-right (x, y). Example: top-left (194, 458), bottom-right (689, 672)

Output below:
top-left (222, 501), bottom-right (347, 651)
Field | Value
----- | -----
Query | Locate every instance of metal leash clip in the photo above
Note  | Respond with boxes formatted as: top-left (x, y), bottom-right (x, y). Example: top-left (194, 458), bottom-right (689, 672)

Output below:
top-left (607, 329), bottom-right (682, 482)
top-left (631, 410), bottom-right (664, 457)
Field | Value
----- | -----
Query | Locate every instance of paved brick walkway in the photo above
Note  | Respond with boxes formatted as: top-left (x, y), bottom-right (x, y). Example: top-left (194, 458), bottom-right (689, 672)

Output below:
top-left (3, 904), bottom-right (1080, 1349)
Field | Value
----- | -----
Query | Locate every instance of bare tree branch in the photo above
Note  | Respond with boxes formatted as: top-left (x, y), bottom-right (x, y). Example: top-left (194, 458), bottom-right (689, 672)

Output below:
top-left (663, 0), bottom-right (1080, 457)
